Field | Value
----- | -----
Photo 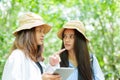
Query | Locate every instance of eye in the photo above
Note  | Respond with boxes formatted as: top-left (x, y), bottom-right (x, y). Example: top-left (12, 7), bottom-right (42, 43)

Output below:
top-left (36, 28), bottom-right (45, 33)
top-left (70, 34), bottom-right (74, 39)
top-left (70, 35), bottom-right (72, 38)
top-left (36, 29), bottom-right (40, 32)
top-left (63, 34), bottom-right (67, 38)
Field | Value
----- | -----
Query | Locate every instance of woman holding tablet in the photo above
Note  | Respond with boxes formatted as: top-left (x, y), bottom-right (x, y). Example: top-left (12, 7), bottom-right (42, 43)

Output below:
top-left (57, 20), bottom-right (105, 80)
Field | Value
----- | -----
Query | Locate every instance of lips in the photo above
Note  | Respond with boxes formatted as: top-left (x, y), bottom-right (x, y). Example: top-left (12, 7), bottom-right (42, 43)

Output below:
top-left (40, 37), bottom-right (44, 41)
top-left (40, 38), bottom-right (44, 40)
top-left (65, 44), bottom-right (71, 47)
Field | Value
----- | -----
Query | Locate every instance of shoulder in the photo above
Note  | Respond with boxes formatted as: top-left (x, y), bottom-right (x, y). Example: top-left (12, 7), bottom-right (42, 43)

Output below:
top-left (3, 49), bottom-right (26, 71)
top-left (10, 49), bottom-right (25, 57)
top-left (90, 54), bottom-right (99, 66)
top-left (8, 49), bottom-right (26, 62)
top-left (90, 54), bottom-right (97, 61)
top-left (2, 49), bottom-right (27, 80)
top-left (90, 54), bottom-right (101, 68)
top-left (90, 54), bottom-right (105, 79)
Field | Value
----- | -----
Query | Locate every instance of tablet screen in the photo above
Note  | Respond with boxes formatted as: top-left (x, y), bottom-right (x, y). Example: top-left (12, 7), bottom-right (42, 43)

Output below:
top-left (53, 67), bottom-right (74, 80)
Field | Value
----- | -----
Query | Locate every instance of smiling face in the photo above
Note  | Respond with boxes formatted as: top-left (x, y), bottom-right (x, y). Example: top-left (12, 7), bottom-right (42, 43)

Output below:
top-left (63, 29), bottom-right (75, 51)
top-left (35, 26), bottom-right (45, 45)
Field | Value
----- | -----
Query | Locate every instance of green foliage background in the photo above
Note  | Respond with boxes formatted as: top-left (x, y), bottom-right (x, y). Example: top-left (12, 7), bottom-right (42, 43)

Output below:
top-left (0, 0), bottom-right (120, 80)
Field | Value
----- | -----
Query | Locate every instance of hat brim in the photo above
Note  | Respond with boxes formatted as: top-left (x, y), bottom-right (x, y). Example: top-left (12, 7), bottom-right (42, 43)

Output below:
top-left (13, 22), bottom-right (51, 36)
top-left (57, 28), bottom-right (89, 42)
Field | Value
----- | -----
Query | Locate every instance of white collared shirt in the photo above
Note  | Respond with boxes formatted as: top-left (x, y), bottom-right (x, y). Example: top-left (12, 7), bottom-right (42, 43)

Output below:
top-left (2, 49), bottom-right (59, 80)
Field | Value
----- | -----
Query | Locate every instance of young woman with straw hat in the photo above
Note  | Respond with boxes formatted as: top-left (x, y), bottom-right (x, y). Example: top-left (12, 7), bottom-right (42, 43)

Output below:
top-left (57, 20), bottom-right (105, 80)
top-left (2, 12), bottom-right (64, 80)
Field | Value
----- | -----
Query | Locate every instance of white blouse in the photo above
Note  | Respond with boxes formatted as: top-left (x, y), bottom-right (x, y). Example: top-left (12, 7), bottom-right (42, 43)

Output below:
top-left (2, 49), bottom-right (59, 80)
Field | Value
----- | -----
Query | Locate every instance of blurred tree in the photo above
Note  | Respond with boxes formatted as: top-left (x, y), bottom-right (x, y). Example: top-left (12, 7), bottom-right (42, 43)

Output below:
top-left (0, 0), bottom-right (120, 79)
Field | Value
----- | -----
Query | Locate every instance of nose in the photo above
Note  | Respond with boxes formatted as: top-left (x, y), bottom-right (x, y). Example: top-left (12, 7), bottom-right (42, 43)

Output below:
top-left (64, 37), bottom-right (70, 42)
top-left (41, 32), bottom-right (45, 37)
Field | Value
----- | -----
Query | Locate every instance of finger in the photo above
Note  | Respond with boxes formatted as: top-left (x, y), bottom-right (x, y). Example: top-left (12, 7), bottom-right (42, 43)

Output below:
top-left (56, 48), bottom-right (66, 55)
top-left (48, 74), bottom-right (61, 79)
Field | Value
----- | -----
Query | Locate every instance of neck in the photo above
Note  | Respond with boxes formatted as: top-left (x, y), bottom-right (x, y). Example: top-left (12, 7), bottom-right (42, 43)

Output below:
top-left (68, 50), bottom-right (77, 67)
top-left (68, 50), bottom-right (75, 59)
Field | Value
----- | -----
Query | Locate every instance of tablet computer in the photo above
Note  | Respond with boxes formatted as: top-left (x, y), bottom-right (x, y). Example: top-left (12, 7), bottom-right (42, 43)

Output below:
top-left (53, 67), bottom-right (74, 80)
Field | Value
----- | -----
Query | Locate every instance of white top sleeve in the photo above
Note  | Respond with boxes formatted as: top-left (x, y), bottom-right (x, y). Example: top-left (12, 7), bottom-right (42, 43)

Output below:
top-left (45, 63), bottom-right (60, 74)
top-left (93, 55), bottom-right (105, 80)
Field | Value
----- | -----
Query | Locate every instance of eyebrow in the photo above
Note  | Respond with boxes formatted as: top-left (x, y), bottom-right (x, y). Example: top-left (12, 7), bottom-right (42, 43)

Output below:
top-left (36, 27), bottom-right (44, 30)
top-left (64, 34), bottom-right (75, 35)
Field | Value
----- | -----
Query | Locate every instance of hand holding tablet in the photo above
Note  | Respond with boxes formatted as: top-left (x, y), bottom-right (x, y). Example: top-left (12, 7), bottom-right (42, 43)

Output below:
top-left (53, 67), bottom-right (74, 80)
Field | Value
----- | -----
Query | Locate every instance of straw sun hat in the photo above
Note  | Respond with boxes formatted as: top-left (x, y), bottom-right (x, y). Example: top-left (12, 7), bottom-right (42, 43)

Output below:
top-left (57, 20), bottom-right (89, 42)
top-left (13, 12), bottom-right (51, 36)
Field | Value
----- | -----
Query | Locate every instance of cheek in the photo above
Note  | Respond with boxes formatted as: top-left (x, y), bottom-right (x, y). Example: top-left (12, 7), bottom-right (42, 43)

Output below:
top-left (63, 40), bottom-right (66, 45)
top-left (36, 33), bottom-right (40, 42)
top-left (73, 40), bottom-right (75, 44)
top-left (35, 33), bottom-right (38, 40)
top-left (71, 40), bottom-right (75, 46)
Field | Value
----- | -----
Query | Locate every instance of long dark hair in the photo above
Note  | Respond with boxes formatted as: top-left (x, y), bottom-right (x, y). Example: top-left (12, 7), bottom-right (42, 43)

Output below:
top-left (60, 29), bottom-right (92, 80)
top-left (11, 27), bottom-right (44, 62)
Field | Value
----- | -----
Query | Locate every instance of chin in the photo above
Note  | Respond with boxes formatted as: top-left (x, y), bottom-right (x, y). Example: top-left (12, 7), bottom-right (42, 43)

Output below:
top-left (38, 42), bottom-right (43, 45)
top-left (65, 47), bottom-right (71, 50)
